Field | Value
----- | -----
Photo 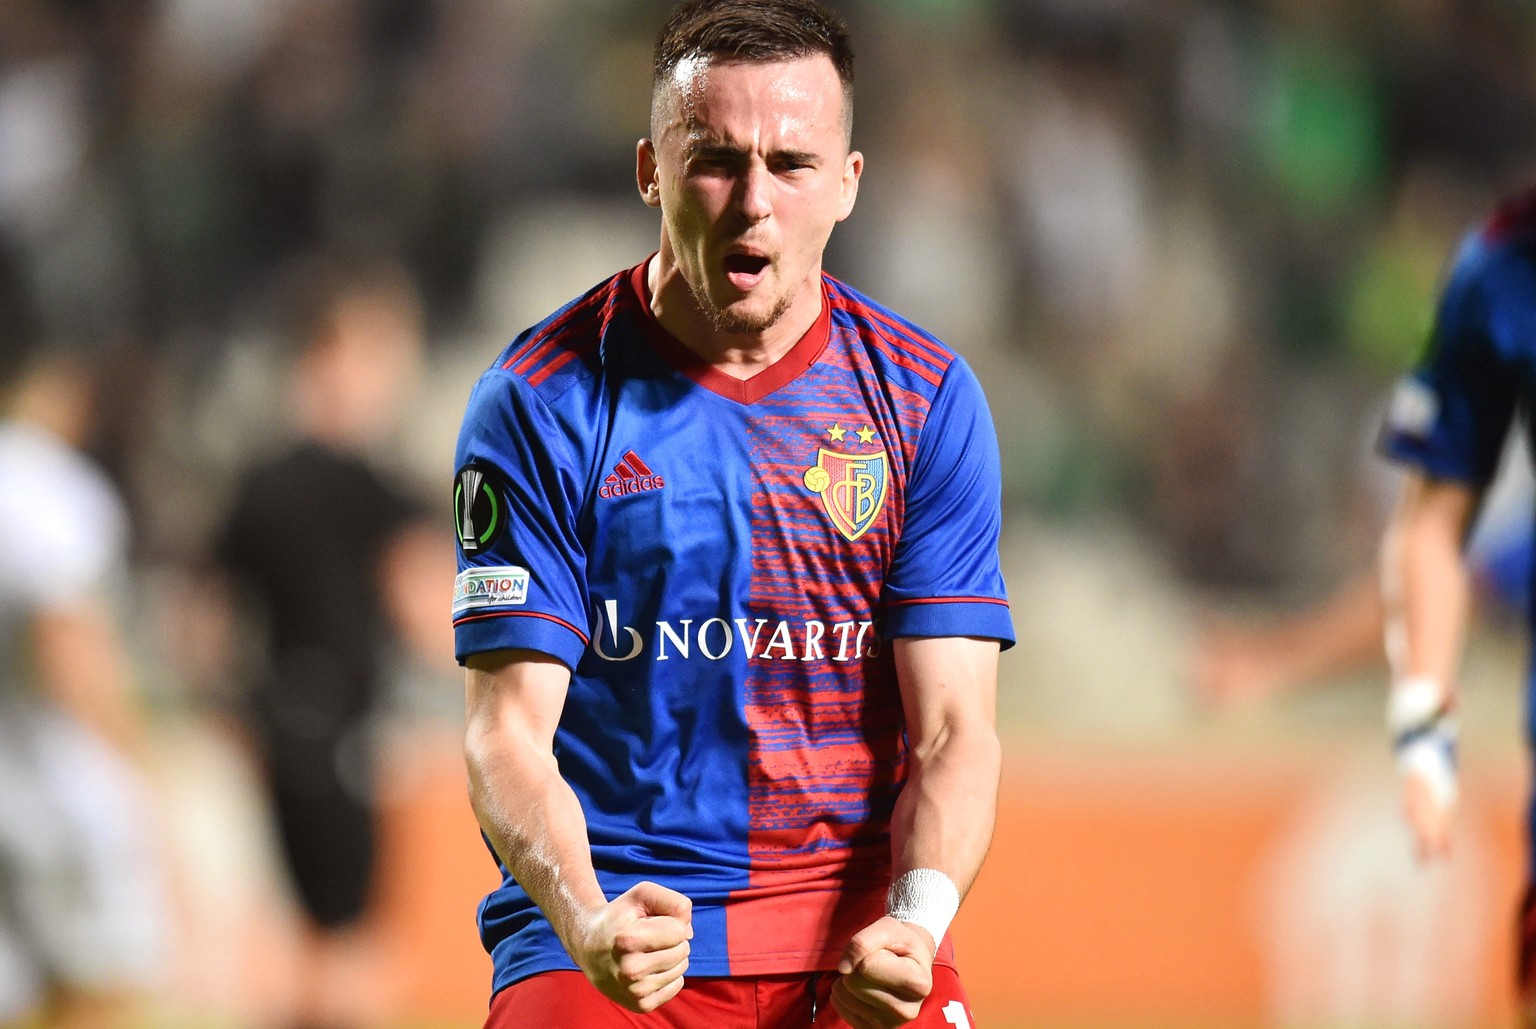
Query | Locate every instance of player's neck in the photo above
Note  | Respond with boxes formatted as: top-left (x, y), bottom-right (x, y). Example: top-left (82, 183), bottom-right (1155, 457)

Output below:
top-left (646, 252), bottom-right (822, 379)
top-left (7, 372), bottom-right (91, 449)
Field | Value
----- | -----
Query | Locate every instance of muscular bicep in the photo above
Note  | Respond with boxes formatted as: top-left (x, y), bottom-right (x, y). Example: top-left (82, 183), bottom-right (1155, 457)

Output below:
top-left (892, 636), bottom-right (999, 758)
top-left (464, 649), bottom-right (572, 753)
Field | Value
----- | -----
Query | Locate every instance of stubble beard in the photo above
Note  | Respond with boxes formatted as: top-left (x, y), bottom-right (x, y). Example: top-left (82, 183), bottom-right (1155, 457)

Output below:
top-left (689, 273), bottom-right (795, 336)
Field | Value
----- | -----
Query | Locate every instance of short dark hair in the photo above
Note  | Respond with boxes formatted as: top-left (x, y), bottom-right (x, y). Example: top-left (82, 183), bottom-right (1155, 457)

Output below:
top-left (652, 0), bottom-right (854, 135)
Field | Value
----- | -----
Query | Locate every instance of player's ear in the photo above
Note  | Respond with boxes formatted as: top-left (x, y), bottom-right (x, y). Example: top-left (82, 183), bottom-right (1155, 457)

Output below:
top-left (637, 139), bottom-right (662, 209)
top-left (836, 150), bottom-right (863, 222)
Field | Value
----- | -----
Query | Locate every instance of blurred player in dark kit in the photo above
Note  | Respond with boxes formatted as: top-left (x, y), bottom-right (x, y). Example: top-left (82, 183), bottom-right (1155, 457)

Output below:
top-left (1378, 187), bottom-right (1536, 1026)
top-left (453, 2), bottom-right (1013, 1027)
top-left (215, 259), bottom-right (445, 1029)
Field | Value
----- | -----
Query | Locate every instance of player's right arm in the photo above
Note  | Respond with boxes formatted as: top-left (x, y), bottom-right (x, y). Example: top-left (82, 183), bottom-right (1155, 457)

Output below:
top-left (1379, 472), bottom-right (1480, 862)
top-left (1376, 222), bottom-right (1519, 864)
top-left (463, 647), bottom-right (692, 1011)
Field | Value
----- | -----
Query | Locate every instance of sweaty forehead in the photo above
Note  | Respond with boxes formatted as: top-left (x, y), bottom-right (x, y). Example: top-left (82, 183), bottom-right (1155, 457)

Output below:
top-left (658, 54), bottom-right (844, 142)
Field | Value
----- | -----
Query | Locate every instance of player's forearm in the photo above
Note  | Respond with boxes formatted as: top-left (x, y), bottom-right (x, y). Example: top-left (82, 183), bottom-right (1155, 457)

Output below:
top-left (464, 711), bottom-right (608, 957)
top-left (1380, 488), bottom-right (1475, 684)
top-left (1272, 572), bottom-right (1388, 685)
top-left (889, 721), bottom-right (1001, 898)
top-left (32, 605), bottom-right (145, 758)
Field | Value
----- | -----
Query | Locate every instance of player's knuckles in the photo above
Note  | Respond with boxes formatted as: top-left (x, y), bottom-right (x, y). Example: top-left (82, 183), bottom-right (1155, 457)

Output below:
top-left (610, 928), bottom-right (647, 956)
top-left (847, 980), bottom-right (924, 1021)
top-left (842, 932), bottom-right (882, 969)
top-left (623, 924), bottom-right (688, 962)
top-left (653, 954), bottom-right (689, 987)
top-left (645, 914), bottom-right (693, 945)
top-left (629, 962), bottom-right (688, 1005)
top-left (617, 942), bottom-right (686, 980)
top-left (886, 994), bottom-right (925, 1022)
top-left (657, 940), bottom-right (691, 968)
top-left (832, 979), bottom-right (897, 1029)
top-left (635, 974), bottom-right (687, 1013)
top-left (633, 880), bottom-right (693, 918)
top-left (856, 952), bottom-right (930, 1000)
top-left (616, 951), bottom-right (652, 981)
top-left (613, 918), bottom-right (672, 951)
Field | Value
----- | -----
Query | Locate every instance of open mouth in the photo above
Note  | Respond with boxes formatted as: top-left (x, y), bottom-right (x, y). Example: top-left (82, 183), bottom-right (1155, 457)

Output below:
top-left (723, 252), bottom-right (770, 288)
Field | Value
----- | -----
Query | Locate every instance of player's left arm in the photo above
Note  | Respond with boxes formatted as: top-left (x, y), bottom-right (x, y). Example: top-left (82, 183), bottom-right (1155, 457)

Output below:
top-left (834, 634), bottom-right (1000, 1028)
top-left (835, 353), bottom-right (1009, 1027)
top-left (889, 634), bottom-right (1001, 915)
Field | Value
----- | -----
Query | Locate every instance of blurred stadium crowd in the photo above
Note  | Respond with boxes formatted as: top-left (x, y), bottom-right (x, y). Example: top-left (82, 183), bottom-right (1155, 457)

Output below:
top-left (4, 0), bottom-right (1536, 597)
top-left (3, 0), bottom-right (1536, 1026)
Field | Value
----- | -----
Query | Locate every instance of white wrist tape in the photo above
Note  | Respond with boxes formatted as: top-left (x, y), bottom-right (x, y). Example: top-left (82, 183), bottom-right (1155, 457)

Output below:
top-left (886, 868), bottom-right (959, 947)
top-left (1388, 675), bottom-right (1458, 810)
top-left (1396, 725), bottom-right (1459, 810)
top-left (1387, 675), bottom-right (1449, 737)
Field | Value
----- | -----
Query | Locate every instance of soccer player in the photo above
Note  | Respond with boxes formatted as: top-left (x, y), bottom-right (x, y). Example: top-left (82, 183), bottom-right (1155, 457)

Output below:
top-left (1192, 469), bottom-right (1530, 706)
top-left (1378, 186), bottom-right (1536, 1022)
top-left (213, 258), bottom-right (438, 1028)
top-left (0, 347), bottom-right (165, 1028)
top-left (453, 2), bottom-right (1013, 1027)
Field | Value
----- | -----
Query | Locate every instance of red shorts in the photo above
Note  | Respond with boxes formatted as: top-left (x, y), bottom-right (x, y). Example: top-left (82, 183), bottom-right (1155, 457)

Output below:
top-left (486, 966), bottom-right (977, 1028)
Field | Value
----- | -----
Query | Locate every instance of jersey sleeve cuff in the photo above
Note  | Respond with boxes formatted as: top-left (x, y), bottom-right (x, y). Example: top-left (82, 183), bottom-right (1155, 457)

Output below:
top-left (454, 610), bottom-right (590, 670)
top-left (884, 598), bottom-right (1015, 649)
top-left (1378, 431), bottom-right (1492, 486)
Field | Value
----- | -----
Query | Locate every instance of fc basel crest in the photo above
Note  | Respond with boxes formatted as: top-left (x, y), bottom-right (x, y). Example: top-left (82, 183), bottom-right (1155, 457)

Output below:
top-left (454, 462), bottom-right (509, 555)
top-left (803, 447), bottom-right (889, 542)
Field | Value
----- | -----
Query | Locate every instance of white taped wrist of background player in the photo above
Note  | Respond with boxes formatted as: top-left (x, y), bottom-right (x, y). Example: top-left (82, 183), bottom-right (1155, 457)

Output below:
top-left (1387, 675), bottom-right (1458, 810)
top-left (886, 868), bottom-right (959, 949)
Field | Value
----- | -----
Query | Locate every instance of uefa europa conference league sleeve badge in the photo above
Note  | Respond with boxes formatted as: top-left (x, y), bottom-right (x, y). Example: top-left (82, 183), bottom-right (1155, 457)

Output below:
top-left (454, 462), bottom-right (511, 556)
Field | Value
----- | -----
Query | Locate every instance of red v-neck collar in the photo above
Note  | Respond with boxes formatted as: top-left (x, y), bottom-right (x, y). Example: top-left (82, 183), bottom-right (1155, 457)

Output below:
top-left (628, 260), bottom-right (831, 405)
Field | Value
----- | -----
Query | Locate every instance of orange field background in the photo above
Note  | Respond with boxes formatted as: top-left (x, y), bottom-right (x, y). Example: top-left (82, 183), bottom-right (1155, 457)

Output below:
top-left (169, 727), bottom-right (1528, 1029)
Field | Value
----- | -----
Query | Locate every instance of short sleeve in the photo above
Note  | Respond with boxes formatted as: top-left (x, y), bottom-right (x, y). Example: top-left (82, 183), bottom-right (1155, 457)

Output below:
top-left (0, 439), bottom-right (126, 613)
top-left (883, 358), bottom-right (1015, 648)
top-left (453, 372), bottom-right (590, 668)
top-left (1379, 235), bottom-right (1519, 486)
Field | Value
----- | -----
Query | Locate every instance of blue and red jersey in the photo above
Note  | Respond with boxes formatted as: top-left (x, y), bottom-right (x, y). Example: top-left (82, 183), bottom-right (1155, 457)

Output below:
top-left (1380, 188), bottom-right (1536, 737)
top-left (452, 260), bottom-right (1013, 996)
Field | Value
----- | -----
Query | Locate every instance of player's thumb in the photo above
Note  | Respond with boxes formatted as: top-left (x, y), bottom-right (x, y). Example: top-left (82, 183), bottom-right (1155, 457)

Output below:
top-left (629, 880), bottom-right (693, 925)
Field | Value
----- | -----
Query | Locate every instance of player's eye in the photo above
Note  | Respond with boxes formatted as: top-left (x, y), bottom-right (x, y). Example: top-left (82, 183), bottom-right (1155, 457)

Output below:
top-left (690, 151), bottom-right (741, 174)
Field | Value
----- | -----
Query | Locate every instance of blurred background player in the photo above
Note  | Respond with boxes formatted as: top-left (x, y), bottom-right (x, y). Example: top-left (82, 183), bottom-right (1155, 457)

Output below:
top-left (1377, 186), bottom-right (1536, 1024)
top-left (211, 257), bottom-right (449, 1029)
top-left (1193, 452), bottom-right (1532, 706)
top-left (0, 342), bottom-right (167, 1028)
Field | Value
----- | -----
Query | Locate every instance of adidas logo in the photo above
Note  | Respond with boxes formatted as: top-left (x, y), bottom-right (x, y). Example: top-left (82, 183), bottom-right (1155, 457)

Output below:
top-left (598, 450), bottom-right (665, 499)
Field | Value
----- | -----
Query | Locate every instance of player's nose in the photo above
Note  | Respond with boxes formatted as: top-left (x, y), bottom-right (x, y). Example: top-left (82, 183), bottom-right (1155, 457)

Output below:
top-left (733, 164), bottom-right (772, 223)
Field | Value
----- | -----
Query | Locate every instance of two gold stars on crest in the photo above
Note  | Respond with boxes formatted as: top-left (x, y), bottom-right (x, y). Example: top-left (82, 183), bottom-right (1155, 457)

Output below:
top-left (827, 424), bottom-right (877, 444)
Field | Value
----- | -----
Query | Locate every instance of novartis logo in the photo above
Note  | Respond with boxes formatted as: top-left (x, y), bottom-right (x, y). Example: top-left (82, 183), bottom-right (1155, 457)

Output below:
top-left (591, 599), bottom-right (882, 663)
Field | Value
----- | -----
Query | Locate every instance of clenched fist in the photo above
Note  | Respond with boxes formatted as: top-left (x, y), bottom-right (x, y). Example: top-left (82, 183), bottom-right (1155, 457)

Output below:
top-left (571, 881), bottom-right (693, 1012)
top-left (832, 915), bottom-right (935, 1028)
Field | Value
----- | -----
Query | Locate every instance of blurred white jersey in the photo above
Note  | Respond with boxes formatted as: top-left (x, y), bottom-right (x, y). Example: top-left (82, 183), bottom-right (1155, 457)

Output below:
top-left (0, 420), bottom-right (128, 693)
top-left (0, 420), bottom-right (162, 1018)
